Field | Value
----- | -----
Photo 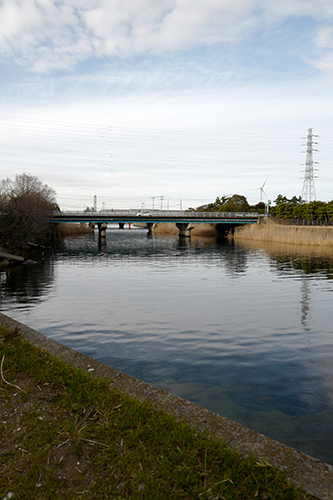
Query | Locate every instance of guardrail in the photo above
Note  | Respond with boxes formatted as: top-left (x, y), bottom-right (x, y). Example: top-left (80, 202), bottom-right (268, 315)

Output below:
top-left (54, 210), bottom-right (260, 219)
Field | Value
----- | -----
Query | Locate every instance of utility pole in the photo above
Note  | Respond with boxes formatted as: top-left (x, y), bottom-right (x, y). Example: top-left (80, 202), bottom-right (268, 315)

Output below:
top-left (301, 128), bottom-right (317, 203)
top-left (151, 196), bottom-right (156, 210)
top-left (159, 195), bottom-right (164, 210)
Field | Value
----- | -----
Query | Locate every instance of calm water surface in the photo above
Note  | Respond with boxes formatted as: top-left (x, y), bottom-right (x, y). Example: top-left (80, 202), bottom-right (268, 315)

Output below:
top-left (1, 227), bottom-right (333, 464)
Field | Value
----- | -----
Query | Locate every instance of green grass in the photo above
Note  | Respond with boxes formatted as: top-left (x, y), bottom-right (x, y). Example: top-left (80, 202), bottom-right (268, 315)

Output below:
top-left (0, 326), bottom-right (310, 499)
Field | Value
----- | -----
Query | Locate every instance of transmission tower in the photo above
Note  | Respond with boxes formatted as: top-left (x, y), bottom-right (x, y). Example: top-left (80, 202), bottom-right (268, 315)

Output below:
top-left (301, 128), bottom-right (317, 203)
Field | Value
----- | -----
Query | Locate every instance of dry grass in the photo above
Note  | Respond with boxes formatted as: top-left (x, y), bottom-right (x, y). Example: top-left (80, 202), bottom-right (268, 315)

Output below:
top-left (153, 223), bottom-right (217, 238)
top-left (56, 223), bottom-right (94, 236)
top-left (231, 218), bottom-right (333, 247)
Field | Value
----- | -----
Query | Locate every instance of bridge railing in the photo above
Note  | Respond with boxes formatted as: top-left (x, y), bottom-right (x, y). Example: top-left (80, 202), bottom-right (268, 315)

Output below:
top-left (54, 210), bottom-right (259, 218)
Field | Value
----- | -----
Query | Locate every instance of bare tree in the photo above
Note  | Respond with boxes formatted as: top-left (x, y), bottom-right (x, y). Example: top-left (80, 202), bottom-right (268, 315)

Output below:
top-left (0, 173), bottom-right (57, 252)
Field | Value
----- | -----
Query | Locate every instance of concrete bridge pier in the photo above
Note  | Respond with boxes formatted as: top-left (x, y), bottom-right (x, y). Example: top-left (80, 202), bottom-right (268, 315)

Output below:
top-left (147, 223), bottom-right (158, 234)
top-left (176, 223), bottom-right (195, 237)
top-left (97, 223), bottom-right (108, 240)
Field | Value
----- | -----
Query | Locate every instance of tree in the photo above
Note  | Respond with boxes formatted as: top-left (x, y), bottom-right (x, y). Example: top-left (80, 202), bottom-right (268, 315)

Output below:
top-left (220, 194), bottom-right (250, 212)
top-left (270, 194), bottom-right (302, 218)
top-left (194, 196), bottom-right (229, 212)
top-left (0, 173), bottom-right (57, 251)
top-left (250, 201), bottom-right (266, 214)
top-left (196, 195), bottom-right (250, 213)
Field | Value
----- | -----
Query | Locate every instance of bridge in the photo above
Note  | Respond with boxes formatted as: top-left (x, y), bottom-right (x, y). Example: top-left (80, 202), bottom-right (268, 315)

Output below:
top-left (52, 210), bottom-right (261, 238)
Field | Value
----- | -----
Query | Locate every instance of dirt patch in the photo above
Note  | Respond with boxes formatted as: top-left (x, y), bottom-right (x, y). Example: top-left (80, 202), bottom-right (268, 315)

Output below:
top-left (0, 371), bottom-right (96, 497)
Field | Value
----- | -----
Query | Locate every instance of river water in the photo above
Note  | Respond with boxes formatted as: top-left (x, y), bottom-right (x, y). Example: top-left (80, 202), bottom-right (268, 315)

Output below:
top-left (1, 227), bottom-right (333, 465)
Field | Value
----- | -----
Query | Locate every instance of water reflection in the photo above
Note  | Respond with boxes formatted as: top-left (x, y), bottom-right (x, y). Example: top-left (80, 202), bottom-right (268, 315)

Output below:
top-left (1, 229), bottom-right (333, 464)
top-left (0, 253), bottom-right (54, 308)
top-left (237, 238), bottom-right (333, 278)
top-left (221, 243), bottom-right (249, 276)
top-left (300, 278), bottom-right (311, 331)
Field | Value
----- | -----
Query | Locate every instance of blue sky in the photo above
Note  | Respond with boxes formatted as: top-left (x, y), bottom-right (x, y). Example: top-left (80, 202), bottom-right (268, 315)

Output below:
top-left (1, 0), bottom-right (333, 210)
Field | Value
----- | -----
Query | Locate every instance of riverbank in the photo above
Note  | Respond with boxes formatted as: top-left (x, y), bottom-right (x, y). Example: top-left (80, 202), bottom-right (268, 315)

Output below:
top-left (232, 218), bottom-right (333, 246)
top-left (56, 223), bottom-right (94, 236)
top-left (142, 222), bottom-right (217, 238)
top-left (1, 313), bottom-right (333, 499)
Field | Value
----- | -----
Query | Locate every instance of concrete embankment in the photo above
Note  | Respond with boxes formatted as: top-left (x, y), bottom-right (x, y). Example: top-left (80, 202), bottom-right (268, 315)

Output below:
top-left (1, 313), bottom-right (333, 498)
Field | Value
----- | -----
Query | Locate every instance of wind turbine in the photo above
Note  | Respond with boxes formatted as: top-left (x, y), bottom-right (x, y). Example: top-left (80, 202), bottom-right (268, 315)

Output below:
top-left (258, 176), bottom-right (269, 203)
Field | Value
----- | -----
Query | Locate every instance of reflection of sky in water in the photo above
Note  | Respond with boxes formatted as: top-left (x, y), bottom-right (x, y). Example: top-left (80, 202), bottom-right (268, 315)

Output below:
top-left (1, 228), bottom-right (333, 464)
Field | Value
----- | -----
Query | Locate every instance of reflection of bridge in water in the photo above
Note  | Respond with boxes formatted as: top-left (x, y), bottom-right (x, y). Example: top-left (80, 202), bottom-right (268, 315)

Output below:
top-left (52, 210), bottom-right (261, 239)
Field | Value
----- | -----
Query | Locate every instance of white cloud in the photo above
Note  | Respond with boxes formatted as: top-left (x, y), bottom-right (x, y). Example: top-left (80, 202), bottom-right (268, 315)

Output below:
top-left (313, 25), bottom-right (333, 74)
top-left (1, 0), bottom-right (333, 73)
top-left (316, 25), bottom-right (333, 49)
top-left (1, 2), bottom-right (333, 209)
top-left (2, 71), bottom-right (333, 210)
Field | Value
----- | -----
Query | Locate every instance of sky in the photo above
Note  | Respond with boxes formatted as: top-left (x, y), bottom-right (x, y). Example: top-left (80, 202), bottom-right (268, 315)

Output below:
top-left (1, 0), bottom-right (333, 211)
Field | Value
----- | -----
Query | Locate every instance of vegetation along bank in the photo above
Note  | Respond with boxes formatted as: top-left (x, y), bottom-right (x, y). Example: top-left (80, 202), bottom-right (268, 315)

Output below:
top-left (192, 193), bottom-right (333, 246)
top-left (0, 322), bottom-right (320, 499)
top-left (232, 218), bottom-right (333, 246)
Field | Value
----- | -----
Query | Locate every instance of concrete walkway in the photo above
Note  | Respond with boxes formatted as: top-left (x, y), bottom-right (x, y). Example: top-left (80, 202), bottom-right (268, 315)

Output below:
top-left (0, 312), bottom-right (332, 499)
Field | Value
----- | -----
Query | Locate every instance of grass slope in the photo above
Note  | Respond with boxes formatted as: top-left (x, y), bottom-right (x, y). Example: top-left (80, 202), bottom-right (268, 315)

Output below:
top-left (0, 327), bottom-right (310, 499)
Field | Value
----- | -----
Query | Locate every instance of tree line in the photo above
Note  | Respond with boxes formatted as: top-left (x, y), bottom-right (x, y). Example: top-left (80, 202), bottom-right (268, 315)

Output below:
top-left (192, 193), bottom-right (333, 223)
top-left (190, 194), bottom-right (264, 213)
top-left (269, 195), bottom-right (333, 222)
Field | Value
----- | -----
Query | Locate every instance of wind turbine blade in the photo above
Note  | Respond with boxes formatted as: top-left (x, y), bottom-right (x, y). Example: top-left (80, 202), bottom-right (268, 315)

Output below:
top-left (261, 176), bottom-right (269, 189)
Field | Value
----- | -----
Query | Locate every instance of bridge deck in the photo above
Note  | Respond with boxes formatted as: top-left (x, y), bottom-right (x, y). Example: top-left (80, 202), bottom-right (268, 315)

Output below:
top-left (52, 210), bottom-right (261, 225)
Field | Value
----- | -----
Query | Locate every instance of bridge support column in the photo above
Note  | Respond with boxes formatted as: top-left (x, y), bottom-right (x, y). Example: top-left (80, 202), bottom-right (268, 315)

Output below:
top-left (97, 223), bottom-right (108, 239)
top-left (118, 222), bottom-right (125, 229)
top-left (176, 223), bottom-right (195, 238)
top-left (147, 223), bottom-right (157, 234)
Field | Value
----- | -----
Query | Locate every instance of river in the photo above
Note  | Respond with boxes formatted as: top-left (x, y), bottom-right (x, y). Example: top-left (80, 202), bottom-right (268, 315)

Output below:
top-left (1, 226), bottom-right (333, 465)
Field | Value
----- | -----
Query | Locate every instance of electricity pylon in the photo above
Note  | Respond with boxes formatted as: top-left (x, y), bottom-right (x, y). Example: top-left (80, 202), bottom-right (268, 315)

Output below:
top-left (301, 128), bottom-right (317, 203)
